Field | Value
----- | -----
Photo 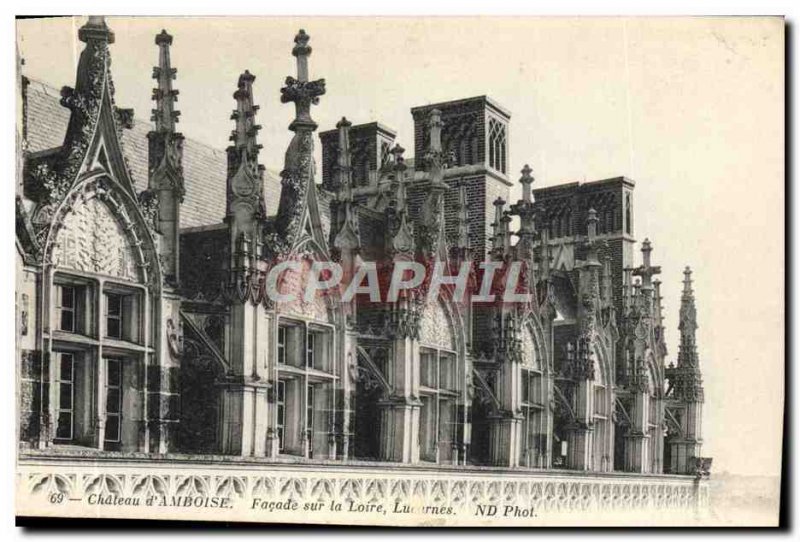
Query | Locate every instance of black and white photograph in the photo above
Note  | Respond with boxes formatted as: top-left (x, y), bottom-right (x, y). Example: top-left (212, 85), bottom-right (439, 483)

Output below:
top-left (11, 11), bottom-right (785, 528)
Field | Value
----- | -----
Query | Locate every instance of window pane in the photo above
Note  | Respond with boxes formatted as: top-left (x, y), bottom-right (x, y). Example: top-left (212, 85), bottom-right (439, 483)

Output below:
top-left (60, 310), bottom-right (74, 332)
top-left (306, 334), bottom-right (315, 368)
top-left (59, 383), bottom-right (72, 410)
top-left (59, 353), bottom-right (73, 379)
top-left (105, 415), bottom-right (120, 442)
top-left (60, 286), bottom-right (74, 308)
top-left (107, 318), bottom-right (121, 339)
top-left (56, 412), bottom-right (72, 440)
top-left (106, 388), bottom-right (121, 413)
top-left (106, 294), bottom-right (122, 316)
top-left (106, 359), bottom-right (121, 385)
top-left (277, 327), bottom-right (286, 364)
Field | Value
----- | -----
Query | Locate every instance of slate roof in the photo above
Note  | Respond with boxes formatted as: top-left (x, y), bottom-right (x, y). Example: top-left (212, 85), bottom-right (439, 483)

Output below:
top-left (23, 78), bottom-right (283, 229)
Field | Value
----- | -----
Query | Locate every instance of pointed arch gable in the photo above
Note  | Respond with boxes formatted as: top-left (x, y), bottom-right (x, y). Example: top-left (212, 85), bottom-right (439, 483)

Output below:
top-left (419, 295), bottom-right (458, 351)
top-left (522, 311), bottom-right (548, 372)
top-left (43, 173), bottom-right (160, 287)
top-left (275, 235), bottom-right (343, 325)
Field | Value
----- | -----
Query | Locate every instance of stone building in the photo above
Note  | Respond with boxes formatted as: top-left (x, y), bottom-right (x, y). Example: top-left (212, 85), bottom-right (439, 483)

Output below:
top-left (16, 17), bottom-right (708, 477)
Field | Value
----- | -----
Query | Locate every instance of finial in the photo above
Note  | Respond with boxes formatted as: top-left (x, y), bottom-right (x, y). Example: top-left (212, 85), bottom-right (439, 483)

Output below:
top-left (155, 29), bottom-right (173, 45)
top-left (501, 210), bottom-right (512, 252)
top-left (293, 29), bottom-right (312, 56)
top-left (390, 144), bottom-right (406, 169)
top-left (683, 266), bottom-right (694, 294)
top-left (586, 207), bottom-right (598, 238)
top-left (424, 108), bottom-right (447, 188)
top-left (678, 266), bottom-right (700, 369)
top-left (281, 29), bottom-right (325, 132)
top-left (491, 198), bottom-right (507, 253)
top-left (429, 109), bottom-right (443, 144)
top-left (493, 197), bottom-right (507, 220)
top-left (519, 164), bottom-right (534, 203)
top-left (79, 16), bottom-right (115, 44)
top-left (227, 70), bottom-right (263, 182)
top-left (334, 117), bottom-right (352, 196)
top-left (392, 144), bottom-right (408, 206)
top-left (151, 29), bottom-right (180, 133)
top-left (641, 238), bottom-right (652, 267)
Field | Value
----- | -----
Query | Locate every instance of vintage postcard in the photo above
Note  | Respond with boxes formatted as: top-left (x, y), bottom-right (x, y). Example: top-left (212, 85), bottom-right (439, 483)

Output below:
top-left (14, 15), bottom-right (784, 527)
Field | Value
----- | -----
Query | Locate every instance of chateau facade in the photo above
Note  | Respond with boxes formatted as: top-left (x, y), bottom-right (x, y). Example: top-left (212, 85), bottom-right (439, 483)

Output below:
top-left (16, 17), bottom-right (709, 477)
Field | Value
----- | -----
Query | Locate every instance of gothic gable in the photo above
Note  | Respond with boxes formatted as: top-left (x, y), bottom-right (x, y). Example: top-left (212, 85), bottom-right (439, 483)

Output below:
top-left (419, 298), bottom-right (455, 350)
top-left (54, 193), bottom-right (140, 281)
top-left (277, 254), bottom-right (332, 323)
top-left (521, 326), bottom-right (540, 370)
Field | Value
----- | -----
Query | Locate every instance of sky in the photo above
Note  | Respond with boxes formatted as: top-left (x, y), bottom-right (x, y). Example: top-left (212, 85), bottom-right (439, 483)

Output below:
top-left (16, 16), bottom-right (784, 477)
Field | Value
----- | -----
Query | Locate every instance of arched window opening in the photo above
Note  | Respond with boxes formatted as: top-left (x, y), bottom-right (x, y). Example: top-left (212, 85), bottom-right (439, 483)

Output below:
top-left (488, 117), bottom-right (507, 174)
top-left (625, 193), bottom-right (632, 234)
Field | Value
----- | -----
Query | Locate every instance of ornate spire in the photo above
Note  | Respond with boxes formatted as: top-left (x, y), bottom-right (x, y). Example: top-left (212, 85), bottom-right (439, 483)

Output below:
top-left (677, 266), bottom-right (699, 368)
top-left (512, 164), bottom-right (536, 260)
top-left (144, 29), bottom-right (186, 285)
top-left (55, 17), bottom-right (118, 189)
top-left (78, 16), bottom-right (114, 44)
top-left (225, 70), bottom-right (265, 259)
top-left (581, 208), bottom-right (603, 268)
top-left (388, 144), bottom-right (414, 258)
top-left (331, 116), bottom-right (352, 194)
top-left (332, 117), bottom-right (360, 252)
top-left (586, 207), bottom-right (598, 239)
top-left (148, 30), bottom-right (184, 197)
top-left (152, 30), bottom-right (180, 133)
top-left (26, 15), bottom-right (144, 216)
top-left (633, 238), bottom-right (661, 299)
top-left (418, 109), bottom-right (449, 258)
top-left (490, 197), bottom-right (509, 259)
top-left (228, 70), bottom-right (263, 173)
top-left (272, 30), bottom-right (326, 254)
top-left (520, 163), bottom-right (534, 203)
top-left (424, 109), bottom-right (447, 190)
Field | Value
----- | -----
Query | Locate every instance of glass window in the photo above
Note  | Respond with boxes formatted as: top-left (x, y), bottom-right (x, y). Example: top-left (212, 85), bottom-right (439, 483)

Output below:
top-left (439, 353), bottom-right (455, 391)
top-left (625, 194), bottom-right (632, 234)
top-left (488, 118), bottom-right (507, 174)
top-left (105, 358), bottom-right (122, 443)
top-left (277, 327), bottom-right (287, 365)
top-left (420, 350), bottom-right (437, 388)
top-left (306, 332), bottom-right (315, 369)
top-left (55, 352), bottom-right (74, 440)
top-left (56, 285), bottom-right (76, 333)
top-left (105, 293), bottom-right (123, 339)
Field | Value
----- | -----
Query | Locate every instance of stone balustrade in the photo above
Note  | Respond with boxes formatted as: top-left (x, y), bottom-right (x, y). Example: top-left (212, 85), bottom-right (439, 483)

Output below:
top-left (17, 451), bottom-right (709, 525)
